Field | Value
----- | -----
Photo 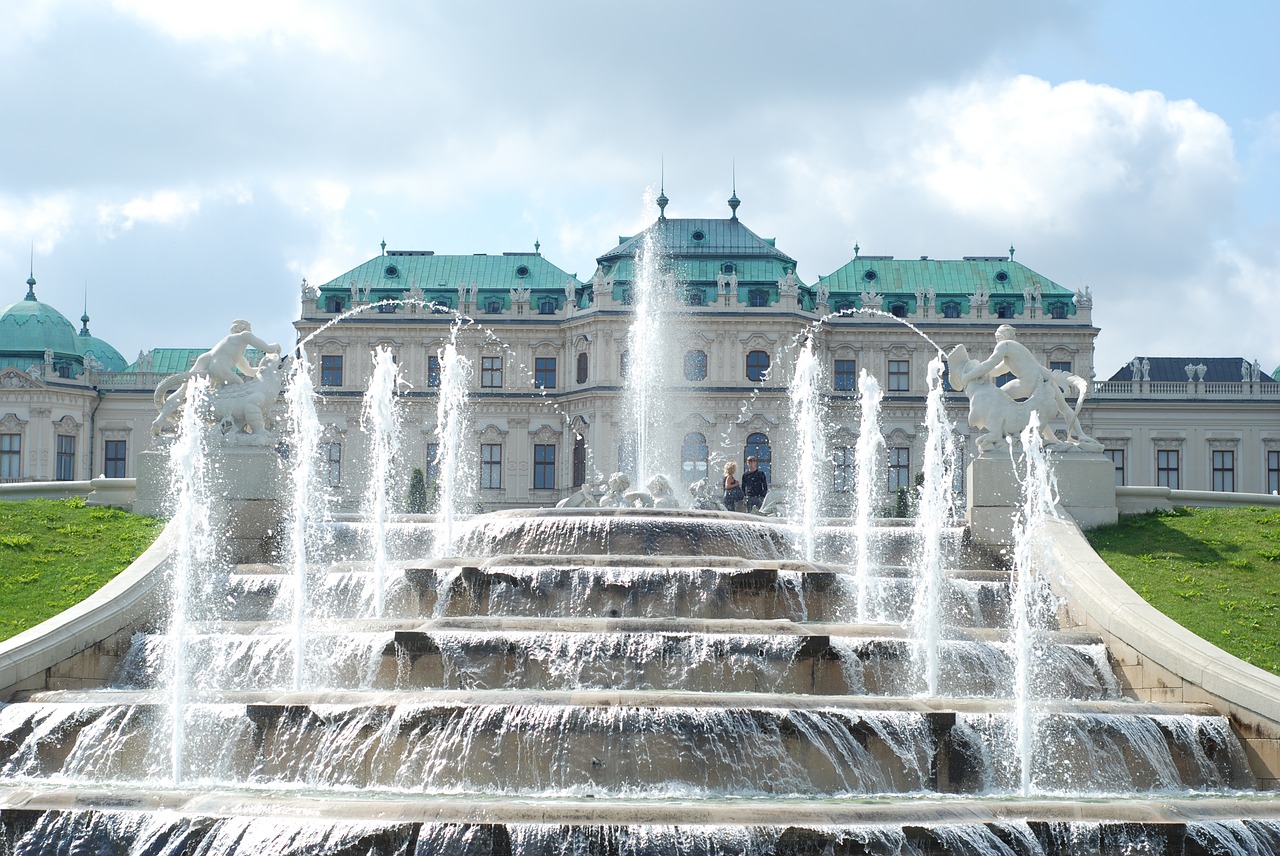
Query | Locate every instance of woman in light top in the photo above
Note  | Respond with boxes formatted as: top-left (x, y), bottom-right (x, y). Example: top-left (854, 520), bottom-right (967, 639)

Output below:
top-left (722, 461), bottom-right (742, 511)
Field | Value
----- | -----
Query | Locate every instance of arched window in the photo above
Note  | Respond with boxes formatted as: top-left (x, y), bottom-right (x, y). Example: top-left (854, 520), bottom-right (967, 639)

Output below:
top-left (942, 301), bottom-right (961, 318)
top-left (890, 302), bottom-right (907, 318)
top-left (834, 299), bottom-right (854, 313)
top-left (1049, 302), bottom-right (1067, 320)
top-left (572, 433), bottom-right (588, 487)
top-left (539, 297), bottom-right (557, 315)
top-left (576, 352), bottom-right (588, 384)
top-left (684, 350), bottom-right (707, 381)
top-left (484, 298), bottom-right (503, 314)
top-left (748, 290), bottom-right (769, 307)
top-left (681, 432), bottom-right (709, 481)
top-left (996, 303), bottom-right (1014, 319)
top-left (745, 433), bottom-right (771, 479)
top-left (325, 295), bottom-right (345, 313)
top-left (746, 350), bottom-right (770, 381)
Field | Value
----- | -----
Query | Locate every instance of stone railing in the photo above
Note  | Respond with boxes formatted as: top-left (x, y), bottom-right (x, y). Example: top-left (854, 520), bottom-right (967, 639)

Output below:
top-left (0, 478), bottom-right (137, 510)
top-left (1093, 380), bottom-right (1280, 400)
top-left (94, 372), bottom-right (173, 389)
top-left (1116, 486), bottom-right (1280, 516)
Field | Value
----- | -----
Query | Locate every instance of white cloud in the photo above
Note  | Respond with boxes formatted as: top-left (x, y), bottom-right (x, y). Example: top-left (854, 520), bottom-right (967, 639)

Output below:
top-left (0, 193), bottom-right (75, 257)
top-left (109, 0), bottom-right (361, 55)
top-left (97, 188), bottom-right (204, 234)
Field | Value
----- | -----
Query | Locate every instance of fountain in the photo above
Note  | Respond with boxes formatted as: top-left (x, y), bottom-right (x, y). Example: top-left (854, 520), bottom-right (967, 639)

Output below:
top-left (1, 302), bottom-right (1279, 856)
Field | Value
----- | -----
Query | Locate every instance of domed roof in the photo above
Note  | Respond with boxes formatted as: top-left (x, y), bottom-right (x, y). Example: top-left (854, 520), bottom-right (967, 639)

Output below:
top-left (75, 312), bottom-right (127, 372)
top-left (0, 276), bottom-right (82, 368)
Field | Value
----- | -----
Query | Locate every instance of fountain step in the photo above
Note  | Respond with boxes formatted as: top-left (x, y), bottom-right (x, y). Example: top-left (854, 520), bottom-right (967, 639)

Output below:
top-left (2, 787), bottom-right (1278, 831)
top-left (0, 696), bottom-right (1252, 797)
top-left (17, 689), bottom-right (1212, 716)
top-left (221, 563), bottom-right (1016, 627)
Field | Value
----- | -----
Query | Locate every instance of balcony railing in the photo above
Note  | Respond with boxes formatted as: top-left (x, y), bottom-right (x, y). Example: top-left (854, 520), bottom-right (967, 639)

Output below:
top-left (1092, 380), bottom-right (1280, 400)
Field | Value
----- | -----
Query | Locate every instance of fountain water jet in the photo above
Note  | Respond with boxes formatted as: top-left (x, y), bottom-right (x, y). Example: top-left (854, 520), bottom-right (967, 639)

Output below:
top-left (851, 369), bottom-right (885, 621)
top-left (432, 321), bottom-right (473, 559)
top-left (284, 347), bottom-right (325, 690)
top-left (787, 336), bottom-right (826, 561)
top-left (361, 345), bottom-right (401, 617)
top-left (165, 376), bottom-right (211, 784)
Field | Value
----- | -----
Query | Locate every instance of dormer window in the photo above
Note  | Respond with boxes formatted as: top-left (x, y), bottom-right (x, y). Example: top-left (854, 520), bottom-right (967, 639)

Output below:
top-left (835, 299), bottom-right (854, 313)
top-left (721, 262), bottom-right (735, 275)
top-left (384, 264), bottom-right (400, 278)
top-left (863, 270), bottom-right (877, 282)
top-left (485, 298), bottom-right (503, 314)
top-left (994, 270), bottom-right (1010, 284)
top-left (890, 302), bottom-right (907, 318)
top-left (942, 301), bottom-right (961, 318)
top-left (516, 265), bottom-right (531, 278)
top-left (538, 297), bottom-right (557, 314)
top-left (1049, 302), bottom-right (1067, 319)
top-left (748, 289), bottom-right (769, 307)
top-left (996, 302), bottom-right (1014, 319)
top-left (686, 288), bottom-right (704, 306)
top-left (325, 296), bottom-right (345, 313)
top-left (377, 300), bottom-right (397, 313)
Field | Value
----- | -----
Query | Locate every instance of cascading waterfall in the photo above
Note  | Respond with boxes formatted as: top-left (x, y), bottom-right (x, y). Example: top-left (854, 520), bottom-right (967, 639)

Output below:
top-left (165, 376), bottom-right (211, 785)
top-left (851, 369), bottom-right (885, 621)
top-left (910, 355), bottom-right (958, 696)
top-left (1009, 411), bottom-right (1059, 795)
top-left (432, 322), bottom-right (472, 559)
top-left (361, 345), bottom-right (402, 617)
top-left (284, 347), bottom-right (325, 691)
top-left (787, 336), bottom-right (825, 562)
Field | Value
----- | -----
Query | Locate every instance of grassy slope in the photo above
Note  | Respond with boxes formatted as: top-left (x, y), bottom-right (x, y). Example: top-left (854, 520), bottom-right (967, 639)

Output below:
top-left (0, 498), bottom-right (163, 642)
top-left (1085, 506), bottom-right (1280, 677)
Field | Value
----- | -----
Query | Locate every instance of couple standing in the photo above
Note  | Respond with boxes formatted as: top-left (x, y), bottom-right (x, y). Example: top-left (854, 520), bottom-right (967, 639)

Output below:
top-left (723, 456), bottom-right (768, 512)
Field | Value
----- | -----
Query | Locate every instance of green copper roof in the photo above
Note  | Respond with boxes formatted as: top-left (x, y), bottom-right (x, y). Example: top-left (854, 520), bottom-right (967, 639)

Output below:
top-left (0, 290), bottom-right (83, 369)
top-left (75, 313), bottom-right (127, 372)
top-left (597, 217), bottom-right (796, 266)
top-left (316, 251), bottom-right (582, 295)
top-left (124, 347), bottom-right (264, 374)
top-left (818, 257), bottom-right (1073, 297)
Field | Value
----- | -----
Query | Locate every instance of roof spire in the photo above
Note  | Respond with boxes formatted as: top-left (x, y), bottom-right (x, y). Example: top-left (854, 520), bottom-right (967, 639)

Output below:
top-left (728, 160), bottom-right (740, 220)
top-left (25, 245), bottom-right (36, 301)
top-left (656, 158), bottom-right (668, 221)
top-left (80, 280), bottom-right (90, 336)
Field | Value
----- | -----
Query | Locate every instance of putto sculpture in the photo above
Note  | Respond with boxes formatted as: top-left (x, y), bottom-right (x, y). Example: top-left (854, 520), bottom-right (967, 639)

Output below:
top-left (949, 325), bottom-right (1102, 455)
top-left (151, 320), bottom-right (285, 443)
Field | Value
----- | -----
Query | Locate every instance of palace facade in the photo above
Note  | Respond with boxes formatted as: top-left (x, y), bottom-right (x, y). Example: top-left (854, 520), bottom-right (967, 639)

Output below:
top-left (3, 194), bottom-right (1278, 507)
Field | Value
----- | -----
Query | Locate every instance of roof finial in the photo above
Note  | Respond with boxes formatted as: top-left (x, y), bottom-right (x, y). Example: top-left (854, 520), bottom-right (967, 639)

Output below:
top-left (853, 242), bottom-right (860, 259)
top-left (80, 280), bottom-right (90, 336)
top-left (534, 239), bottom-right (541, 254)
top-left (728, 160), bottom-right (740, 220)
top-left (25, 245), bottom-right (36, 301)
top-left (657, 158), bottom-right (668, 221)
top-left (381, 239), bottom-right (387, 256)
top-left (1009, 244), bottom-right (1016, 260)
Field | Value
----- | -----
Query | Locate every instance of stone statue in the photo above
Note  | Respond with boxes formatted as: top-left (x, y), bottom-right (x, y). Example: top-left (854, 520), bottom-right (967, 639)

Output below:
top-left (1254, 360), bottom-right (1263, 382)
top-left (151, 320), bottom-right (285, 441)
top-left (1185, 363), bottom-right (1196, 382)
top-left (949, 325), bottom-right (1102, 454)
top-left (597, 472), bottom-right (632, 508)
top-left (688, 476), bottom-right (722, 510)
top-left (816, 281), bottom-right (829, 307)
top-left (1141, 358), bottom-right (1150, 382)
top-left (646, 474), bottom-right (680, 508)
top-left (300, 278), bottom-right (318, 303)
top-left (1073, 286), bottom-right (1093, 309)
top-left (152, 352), bottom-right (288, 443)
top-left (555, 484), bottom-right (599, 508)
top-left (564, 279), bottom-right (576, 307)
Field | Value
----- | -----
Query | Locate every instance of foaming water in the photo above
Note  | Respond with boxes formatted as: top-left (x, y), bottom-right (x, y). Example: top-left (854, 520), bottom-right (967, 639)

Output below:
top-left (284, 347), bottom-right (326, 690)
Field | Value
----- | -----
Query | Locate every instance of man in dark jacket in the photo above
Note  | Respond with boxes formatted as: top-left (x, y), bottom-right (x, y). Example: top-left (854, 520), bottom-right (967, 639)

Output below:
top-left (742, 455), bottom-right (768, 511)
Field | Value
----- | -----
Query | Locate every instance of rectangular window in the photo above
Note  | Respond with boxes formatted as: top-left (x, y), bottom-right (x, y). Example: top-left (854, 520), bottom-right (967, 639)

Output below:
top-left (481, 443), bottom-right (502, 489)
top-left (56, 435), bottom-right (75, 481)
top-left (1268, 450), bottom-right (1280, 495)
top-left (481, 356), bottom-right (503, 389)
top-left (1104, 448), bottom-right (1125, 487)
top-left (534, 357), bottom-right (557, 389)
top-left (832, 446), bottom-right (853, 492)
top-left (425, 442), bottom-right (439, 486)
top-left (888, 360), bottom-right (910, 392)
top-left (888, 446), bottom-right (911, 491)
top-left (427, 355), bottom-right (441, 388)
top-left (320, 355), bottom-right (344, 387)
top-left (534, 443), bottom-right (556, 489)
top-left (572, 435), bottom-right (587, 487)
top-left (104, 440), bottom-right (127, 479)
top-left (326, 442), bottom-right (342, 486)
top-left (1049, 361), bottom-right (1072, 374)
top-left (1156, 449), bottom-right (1180, 489)
top-left (576, 352), bottom-right (588, 384)
top-left (1211, 449), bottom-right (1235, 492)
top-left (0, 434), bottom-right (20, 480)
top-left (834, 359), bottom-right (857, 392)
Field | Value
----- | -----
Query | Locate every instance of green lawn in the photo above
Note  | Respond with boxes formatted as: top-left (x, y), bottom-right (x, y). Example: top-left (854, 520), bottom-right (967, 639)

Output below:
top-left (1085, 506), bottom-right (1280, 677)
top-left (0, 498), bottom-right (163, 642)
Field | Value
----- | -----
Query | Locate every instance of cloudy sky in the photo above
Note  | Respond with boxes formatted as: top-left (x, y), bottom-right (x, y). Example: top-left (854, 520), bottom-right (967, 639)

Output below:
top-left (3, 0), bottom-right (1277, 376)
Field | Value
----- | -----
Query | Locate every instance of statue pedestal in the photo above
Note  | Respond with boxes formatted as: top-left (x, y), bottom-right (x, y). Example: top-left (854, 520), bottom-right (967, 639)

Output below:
top-left (135, 443), bottom-right (285, 564)
top-left (967, 451), bottom-right (1117, 546)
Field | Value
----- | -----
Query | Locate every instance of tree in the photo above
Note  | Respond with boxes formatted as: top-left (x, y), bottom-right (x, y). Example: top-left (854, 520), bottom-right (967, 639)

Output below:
top-left (407, 467), bottom-right (427, 514)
